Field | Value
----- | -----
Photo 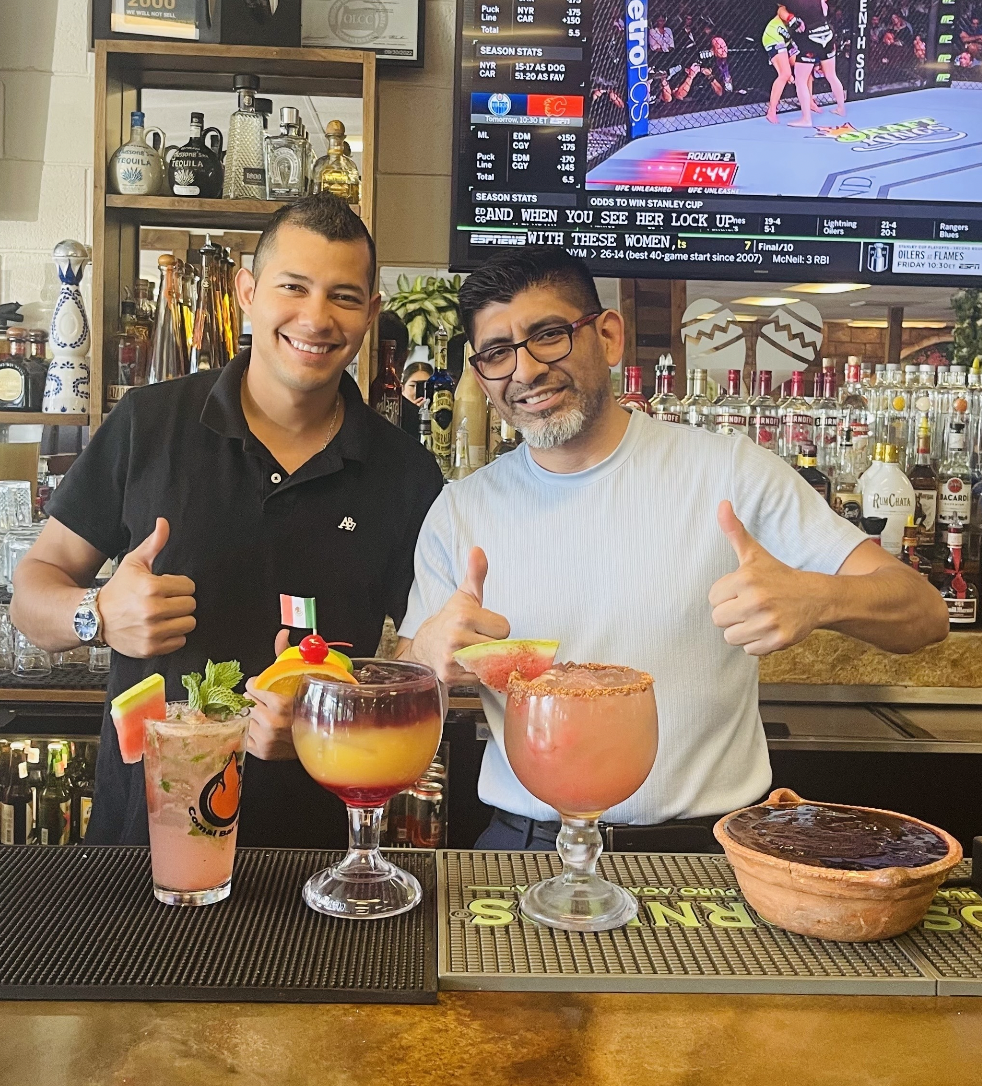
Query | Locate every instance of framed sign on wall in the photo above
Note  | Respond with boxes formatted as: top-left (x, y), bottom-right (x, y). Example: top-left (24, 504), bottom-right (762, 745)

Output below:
top-left (302, 0), bottom-right (424, 66)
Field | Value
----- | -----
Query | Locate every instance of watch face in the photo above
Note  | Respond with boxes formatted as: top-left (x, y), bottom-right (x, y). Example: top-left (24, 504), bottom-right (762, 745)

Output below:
top-left (74, 607), bottom-right (98, 642)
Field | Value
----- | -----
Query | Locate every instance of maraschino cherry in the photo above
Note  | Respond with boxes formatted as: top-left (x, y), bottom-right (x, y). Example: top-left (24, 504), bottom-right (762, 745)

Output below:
top-left (298, 634), bottom-right (329, 664)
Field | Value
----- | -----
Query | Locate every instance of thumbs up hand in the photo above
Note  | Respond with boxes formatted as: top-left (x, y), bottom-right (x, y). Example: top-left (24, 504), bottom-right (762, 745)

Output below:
top-left (405, 546), bottom-right (511, 683)
top-left (708, 501), bottom-right (821, 656)
top-left (97, 518), bottom-right (197, 658)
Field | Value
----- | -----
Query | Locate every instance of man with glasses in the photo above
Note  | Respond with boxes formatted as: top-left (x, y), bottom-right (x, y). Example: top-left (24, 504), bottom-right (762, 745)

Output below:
top-left (396, 247), bottom-right (947, 851)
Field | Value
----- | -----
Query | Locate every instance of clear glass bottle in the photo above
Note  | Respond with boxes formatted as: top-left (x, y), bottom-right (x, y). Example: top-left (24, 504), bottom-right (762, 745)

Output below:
top-left (166, 111), bottom-right (224, 198)
top-left (748, 370), bottom-right (781, 454)
top-left (780, 369), bottom-right (814, 463)
top-left (681, 368), bottom-right (715, 431)
top-left (450, 421), bottom-right (475, 481)
top-left (937, 411), bottom-right (973, 558)
top-left (147, 254), bottom-right (189, 384)
top-left (492, 420), bottom-right (521, 459)
top-left (425, 324), bottom-right (455, 478)
top-left (189, 238), bottom-right (229, 373)
top-left (108, 110), bottom-right (165, 196)
top-left (265, 106), bottom-right (308, 200)
top-left (907, 415), bottom-right (939, 572)
top-left (840, 360), bottom-right (872, 475)
top-left (831, 427), bottom-right (862, 525)
top-left (713, 368), bottom-right (750, 436)
top-left (222, 74), bottom-right (266, 200)
top-left (862, 443), bottom-right (916, 556)
top-left (813, 368), bottom-right (840, 475)
top-left (617, 365), bottom-right (651, 414)
top-left (649, 366), bottom-right (681, 423)
top-left (220, 249), bottom-right (238, 360)
top-left (312, 120), bottom-right (361, 205)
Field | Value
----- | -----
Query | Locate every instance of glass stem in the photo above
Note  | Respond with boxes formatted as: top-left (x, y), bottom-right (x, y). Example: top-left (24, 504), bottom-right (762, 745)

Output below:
top-left (557, 816), bottom-right (604, 885)
top-left (334, 805), bottom-right (391, 878)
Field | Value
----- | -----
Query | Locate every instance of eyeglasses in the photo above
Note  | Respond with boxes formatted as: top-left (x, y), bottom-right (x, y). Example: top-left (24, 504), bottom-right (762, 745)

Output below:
top-left (469, 312), bottom-right (602, 380)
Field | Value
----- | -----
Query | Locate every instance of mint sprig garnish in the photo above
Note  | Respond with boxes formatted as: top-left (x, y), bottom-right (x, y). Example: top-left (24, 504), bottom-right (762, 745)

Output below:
top-left (182, 660), bottom-right (254, 719)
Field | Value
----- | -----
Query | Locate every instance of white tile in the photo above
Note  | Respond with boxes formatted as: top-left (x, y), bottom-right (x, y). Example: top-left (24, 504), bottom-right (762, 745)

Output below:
top-left (0, 72), bottom-right (54, 164)
top-left (0, 163), bottom-right (90, 251)
top-left (44, 74), bottom-right (95, 165)
top-left (0, 2), bottom-right (59, 73)
top-left (51, 0), bottom-right (93, 76)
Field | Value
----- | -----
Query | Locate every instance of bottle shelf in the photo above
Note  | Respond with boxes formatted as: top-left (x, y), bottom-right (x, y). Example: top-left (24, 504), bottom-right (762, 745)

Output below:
top-left (106, 194), bottom-right (289, 230)
top-left (0, 413), bottom-right (88, 427)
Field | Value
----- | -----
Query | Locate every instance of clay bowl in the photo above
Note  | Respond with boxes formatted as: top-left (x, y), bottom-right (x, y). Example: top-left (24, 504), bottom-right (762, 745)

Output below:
top-left (713, 788), bottom-right (963, 942)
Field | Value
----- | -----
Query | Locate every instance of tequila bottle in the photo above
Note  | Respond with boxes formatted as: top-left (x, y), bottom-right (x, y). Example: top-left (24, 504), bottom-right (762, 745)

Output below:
top-left (222, 74), bottom-right (266, 200)
top-left (265, 107), bottom-right (308, 200)
top-left (189, 238), bottom-right (229, 373)
top-left (617, 365), bottom-right (651, 413)
top-left (166, 112), bottom-right (223, 198)
top-left (312, 120), bottom-right (361, 205)
top-left (108, 111), bottom-right (165, 196)
top-left (713, 369), bottom-right (750, 436)
top-left (147, 255), bottom-right (189, 383)
top-left (749, 370), bottom-right (780, 454)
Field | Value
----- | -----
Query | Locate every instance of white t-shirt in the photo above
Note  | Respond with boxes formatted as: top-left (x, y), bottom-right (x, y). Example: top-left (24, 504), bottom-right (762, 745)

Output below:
top-left (399, 411), bottom-right (866, 824)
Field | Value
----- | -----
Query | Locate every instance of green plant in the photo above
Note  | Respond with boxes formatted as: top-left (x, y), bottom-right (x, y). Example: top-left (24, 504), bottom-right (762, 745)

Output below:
top-left (384, 273), bottom-right (462, 354)
top-left (951, 288), bottom-right (982, 367)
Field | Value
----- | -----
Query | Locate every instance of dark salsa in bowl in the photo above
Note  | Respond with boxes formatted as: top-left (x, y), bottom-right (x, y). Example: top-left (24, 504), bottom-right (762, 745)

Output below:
top-left (725, 803), bottom-right (949, 872)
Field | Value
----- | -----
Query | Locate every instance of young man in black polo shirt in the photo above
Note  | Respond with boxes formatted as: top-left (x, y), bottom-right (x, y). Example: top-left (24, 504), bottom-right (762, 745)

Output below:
top-left (11, 194), bottom-right (444, 849)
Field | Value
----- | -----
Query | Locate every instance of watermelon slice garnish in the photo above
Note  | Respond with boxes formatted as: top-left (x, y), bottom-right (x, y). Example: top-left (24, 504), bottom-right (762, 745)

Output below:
top-left (110, 673), bottom-right (165, 764)
top-left (452, 639), bottom-right (560, 693)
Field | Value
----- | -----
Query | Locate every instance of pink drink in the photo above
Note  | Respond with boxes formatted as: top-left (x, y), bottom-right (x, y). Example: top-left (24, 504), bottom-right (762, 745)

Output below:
top-left (504, 664), bottom-right (657, 818)
top-left (143, 704), bottom-right (251, 905)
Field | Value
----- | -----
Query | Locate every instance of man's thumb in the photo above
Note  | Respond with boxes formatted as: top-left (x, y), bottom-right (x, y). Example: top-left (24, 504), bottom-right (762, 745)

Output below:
top-left (459, 546), bottom-right (489, 605)
top-left (126, 518), bottom-right (170, 570)
top-left (717, 501), bottom-right (758, 565)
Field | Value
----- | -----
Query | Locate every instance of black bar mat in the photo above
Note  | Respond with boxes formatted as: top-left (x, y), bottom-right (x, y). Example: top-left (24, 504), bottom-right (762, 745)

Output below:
top-left (438, 851), bottom-right (937, 995)
top-left (899, 861), bottom-right (982, 995)
top-left (0, 669), bottom-right (108, 691)
top-left (0, 845), bottom-right (436, 1003)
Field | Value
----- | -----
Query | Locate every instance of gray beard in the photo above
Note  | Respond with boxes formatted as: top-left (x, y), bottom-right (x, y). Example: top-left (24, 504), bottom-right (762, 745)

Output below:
top-left (521, 408), bottom-right (586, 449)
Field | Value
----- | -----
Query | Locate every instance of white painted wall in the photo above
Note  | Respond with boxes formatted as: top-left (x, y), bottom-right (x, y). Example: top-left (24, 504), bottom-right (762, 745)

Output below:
top-left (0, 0), bottom-right (94, 330)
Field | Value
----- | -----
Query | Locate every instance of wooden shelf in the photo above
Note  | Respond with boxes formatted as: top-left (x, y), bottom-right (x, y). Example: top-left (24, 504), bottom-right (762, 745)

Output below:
top-left (0, 688), bottom-right (105, 704)
top-left (106, 194), bottom-right (287, 230)
top-left (0, 413), bottom-right (88, 427)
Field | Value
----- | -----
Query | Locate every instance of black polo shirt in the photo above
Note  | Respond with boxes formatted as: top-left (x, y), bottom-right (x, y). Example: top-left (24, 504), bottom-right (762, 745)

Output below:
top-left (46, 351), bottom-right (444, 848)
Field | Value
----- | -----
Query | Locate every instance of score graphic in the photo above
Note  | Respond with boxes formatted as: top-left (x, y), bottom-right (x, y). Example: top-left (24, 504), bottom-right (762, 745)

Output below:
top-left (470, 93), bottom-right (585, 126)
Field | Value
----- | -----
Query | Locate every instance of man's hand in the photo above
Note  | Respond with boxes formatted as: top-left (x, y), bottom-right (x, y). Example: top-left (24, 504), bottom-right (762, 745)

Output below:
top-left (244, 629), bottom-right (297, 760)
top-left (709, 501), bottom-right (823, 656)
top-left (403, 547), bottom-right (511, 683)
top-left (98, 518), bottom-right (197, 658)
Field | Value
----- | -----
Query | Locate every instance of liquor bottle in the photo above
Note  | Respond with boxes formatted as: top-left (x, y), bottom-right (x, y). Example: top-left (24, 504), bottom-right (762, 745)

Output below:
top-left (863, 443), bottom-right (916, 556)
top-left (188, 239), bottom-right (228, 373)
top-left (0, 744), bottom-right (33, 846)
top-left (813, 368), bottom-right (840, 475)
top-left (681, 368), bottom-right (715, 430)
top-left (937, 413), bottom-right (973, 560)
top-left (265, 106), bottom-right (308, 200)
top-left (146, 254), bottom-right (189, 384)
top-left (617, 365), bottom-right (651, 413)
top-left (899, 516), bottom-right (923, 577)
top-left (418, 400), bottom-right (434, 454)
top-left (939, 518), bottom-right (978, 626)
top-left (649, 366), bottom-right (681, 423)
top-left (426, 324), bottom-right (455, 478)
top-left (885, 386), bottom-right (911, 470)
top-left (0, 327), bottom-right (32, 411)
top-left (108, 111), bottom-right (164, 196)
top-left (492, 420), bottom-right (520, 459)
top-left (222, 74), bottom-right (266, 200)
top-left (450, 422), bottom-right (475, 481)
top-left (178, 260), bottom-right (196, 352)
top-left (748, 370), bottom-right (780, 454)
top-left (370, 339), bottom-right (403, 427)
top-left (452, 347), bottom-right (489, 468)
top-left (713, 369), bottom-right (750, 436)
top-left (220, 249), bottom-right (239, 360)
top-left (780, 370), bottom-right (814, 464)
top-left (67, 741), bottom-right (95, 844)
top-left (831, 427), bottom-right (862, 525)
top-left (796, 443), bottom-right (830, 503)
top-left (133, 280), bottom-right (156, 340)
top-left (38, 741), bottom-right (71, 846)
top-left (166, 112), bottom-right (224, 198)
top-left (26, 330), bottom-right (50, 409)
top-left (860, 441), bottom-right (886, 499)
top-left (311, 120), bottom-right (361, 205)
top-left (840, 361), bottom-right (872, 474)
top-left (24, 742), bottom-right (44, 843)
top-left (907, 415), bottom-right (939, 571)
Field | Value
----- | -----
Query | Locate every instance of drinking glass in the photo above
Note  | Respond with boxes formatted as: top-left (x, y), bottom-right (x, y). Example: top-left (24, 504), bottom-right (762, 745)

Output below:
top-left (504, 664), bottom-right (658, 932)
top-left (293, 660), bottom-right (444, 919)
top-left (144, 703), bottom-right (251, 906)
top-left (0, 605), bottom-right (13, 671)
top-left (88, 645), bottom-right (112, 672)
top-left (13, 628), bottom-right (51, 678)
top-left (0, 480), bottom-right (33, 528)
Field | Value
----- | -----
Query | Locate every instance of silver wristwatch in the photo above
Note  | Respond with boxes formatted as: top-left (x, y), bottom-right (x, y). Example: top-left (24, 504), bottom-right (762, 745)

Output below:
top-left (73, 586), bottom-right (106, 647)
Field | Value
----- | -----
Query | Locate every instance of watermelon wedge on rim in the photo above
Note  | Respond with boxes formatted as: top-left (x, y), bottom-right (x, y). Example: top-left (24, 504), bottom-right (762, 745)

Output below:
top-left (110, 673), bottom-right (165, 764)
top-left (452, 639), bottom-right (560, 692)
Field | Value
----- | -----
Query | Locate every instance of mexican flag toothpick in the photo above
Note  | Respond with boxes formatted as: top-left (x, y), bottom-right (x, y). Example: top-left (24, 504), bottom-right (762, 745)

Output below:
top-left (280, 594), bottom-right (317, 632)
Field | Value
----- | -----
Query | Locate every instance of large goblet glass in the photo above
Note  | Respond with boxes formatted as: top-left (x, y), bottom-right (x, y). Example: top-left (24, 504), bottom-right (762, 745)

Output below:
top-left (293, 660), bottom-right (443, 919)
top-left (504, 663), bottom-right (657, 931)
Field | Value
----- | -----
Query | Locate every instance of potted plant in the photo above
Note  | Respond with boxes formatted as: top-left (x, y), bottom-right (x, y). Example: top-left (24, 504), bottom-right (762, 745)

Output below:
top-left (383, 273), bottom-right (462, 357)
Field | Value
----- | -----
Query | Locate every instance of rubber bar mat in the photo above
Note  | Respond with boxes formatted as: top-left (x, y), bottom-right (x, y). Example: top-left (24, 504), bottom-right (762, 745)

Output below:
top-left (0, 669), bottom-right (108, 691)
top-left (437, 851), bottom-right (937, 995)
top-left (898, 860), bottom-right (982, 995)
top-left (0, 845), bottom-right (436, 1003)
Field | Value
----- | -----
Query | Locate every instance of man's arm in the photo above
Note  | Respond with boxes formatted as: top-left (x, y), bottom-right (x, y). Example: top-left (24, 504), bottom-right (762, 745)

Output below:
top-left (709, 501), bottom-right (949, 656)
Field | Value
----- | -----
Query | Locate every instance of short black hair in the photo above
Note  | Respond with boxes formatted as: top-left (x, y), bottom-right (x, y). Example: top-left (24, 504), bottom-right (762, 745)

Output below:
top-left (458, 247), bottom-right (602, 343)
top-left (252, 192), bottom-right (376, 288)
top-left (378, 309), bottom-right (409, 365)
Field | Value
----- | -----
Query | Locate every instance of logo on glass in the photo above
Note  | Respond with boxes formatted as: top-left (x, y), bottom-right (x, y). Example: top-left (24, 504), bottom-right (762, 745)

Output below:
top-left (198, 754), bottom-right (243, 829)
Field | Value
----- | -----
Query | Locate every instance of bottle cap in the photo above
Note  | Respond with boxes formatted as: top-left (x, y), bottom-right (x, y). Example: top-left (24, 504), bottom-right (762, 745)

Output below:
top-left (190, 111), bottom-right (204, 125)
top-left (325, 119), bottom-right (346, 138)
top-left (280, 105), bottom-right (300, 126)
top-left (131, 111), bottom-right (145, 126)
top-left (883, 444), bottom-right (899, 463)
top-left (233, 73), bottom-right (260, 91)
top-left (157, 254), bottom-right (175, 267)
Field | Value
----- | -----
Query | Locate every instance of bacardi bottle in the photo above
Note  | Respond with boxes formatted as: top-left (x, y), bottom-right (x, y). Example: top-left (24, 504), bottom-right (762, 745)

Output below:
top-left (749, 370), bottom-right (780, 454)
top-left (780, 370), bottom-right (814, 464)
top-left (617, 366), bottom-right (651, 413)
top-left (937, 413), bottom-right (973, 562)
top-left (713, 369), bottom-right (750, 436)
top-left (940, 519), bottom-right (978, 626)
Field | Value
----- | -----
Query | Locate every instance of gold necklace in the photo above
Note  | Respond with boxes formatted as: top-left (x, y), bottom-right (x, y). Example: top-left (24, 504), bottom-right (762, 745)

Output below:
top-left (321, 393), bottom-right (342, 450)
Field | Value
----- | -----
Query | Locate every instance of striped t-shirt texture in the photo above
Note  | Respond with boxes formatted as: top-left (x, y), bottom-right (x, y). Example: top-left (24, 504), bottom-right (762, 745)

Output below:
top-left (400, 411), bottom-right (867, 824)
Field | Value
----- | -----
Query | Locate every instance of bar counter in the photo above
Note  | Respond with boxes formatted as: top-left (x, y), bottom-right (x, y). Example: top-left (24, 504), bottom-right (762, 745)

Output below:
top-left (3, 990), bottom-right (981, 1084)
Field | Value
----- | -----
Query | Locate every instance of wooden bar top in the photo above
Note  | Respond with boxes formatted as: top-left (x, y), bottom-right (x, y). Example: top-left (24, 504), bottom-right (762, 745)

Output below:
top-left (2, 992), bottom-right (979, 1084)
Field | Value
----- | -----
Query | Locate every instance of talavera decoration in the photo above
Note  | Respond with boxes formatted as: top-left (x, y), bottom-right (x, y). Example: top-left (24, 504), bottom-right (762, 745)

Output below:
top-left (43, 240), bottom-right (91, 415)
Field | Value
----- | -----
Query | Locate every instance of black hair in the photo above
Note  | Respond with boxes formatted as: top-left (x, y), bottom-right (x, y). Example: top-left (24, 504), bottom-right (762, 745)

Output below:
top-left (458, 247), bottom-right (602, 343)
top-left (252, 192), bottom-right (376, 288)
top-left (378, 309), bottom-right (409, 365)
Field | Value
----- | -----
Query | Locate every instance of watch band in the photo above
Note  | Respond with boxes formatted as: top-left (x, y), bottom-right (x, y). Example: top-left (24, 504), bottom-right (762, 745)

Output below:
top-left (76, 586), bottom-right (106, 648)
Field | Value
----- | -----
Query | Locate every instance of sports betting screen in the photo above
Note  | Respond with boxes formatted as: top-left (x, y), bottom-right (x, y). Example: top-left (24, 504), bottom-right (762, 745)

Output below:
top-left (449, 0), bottom-right (982, 284)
